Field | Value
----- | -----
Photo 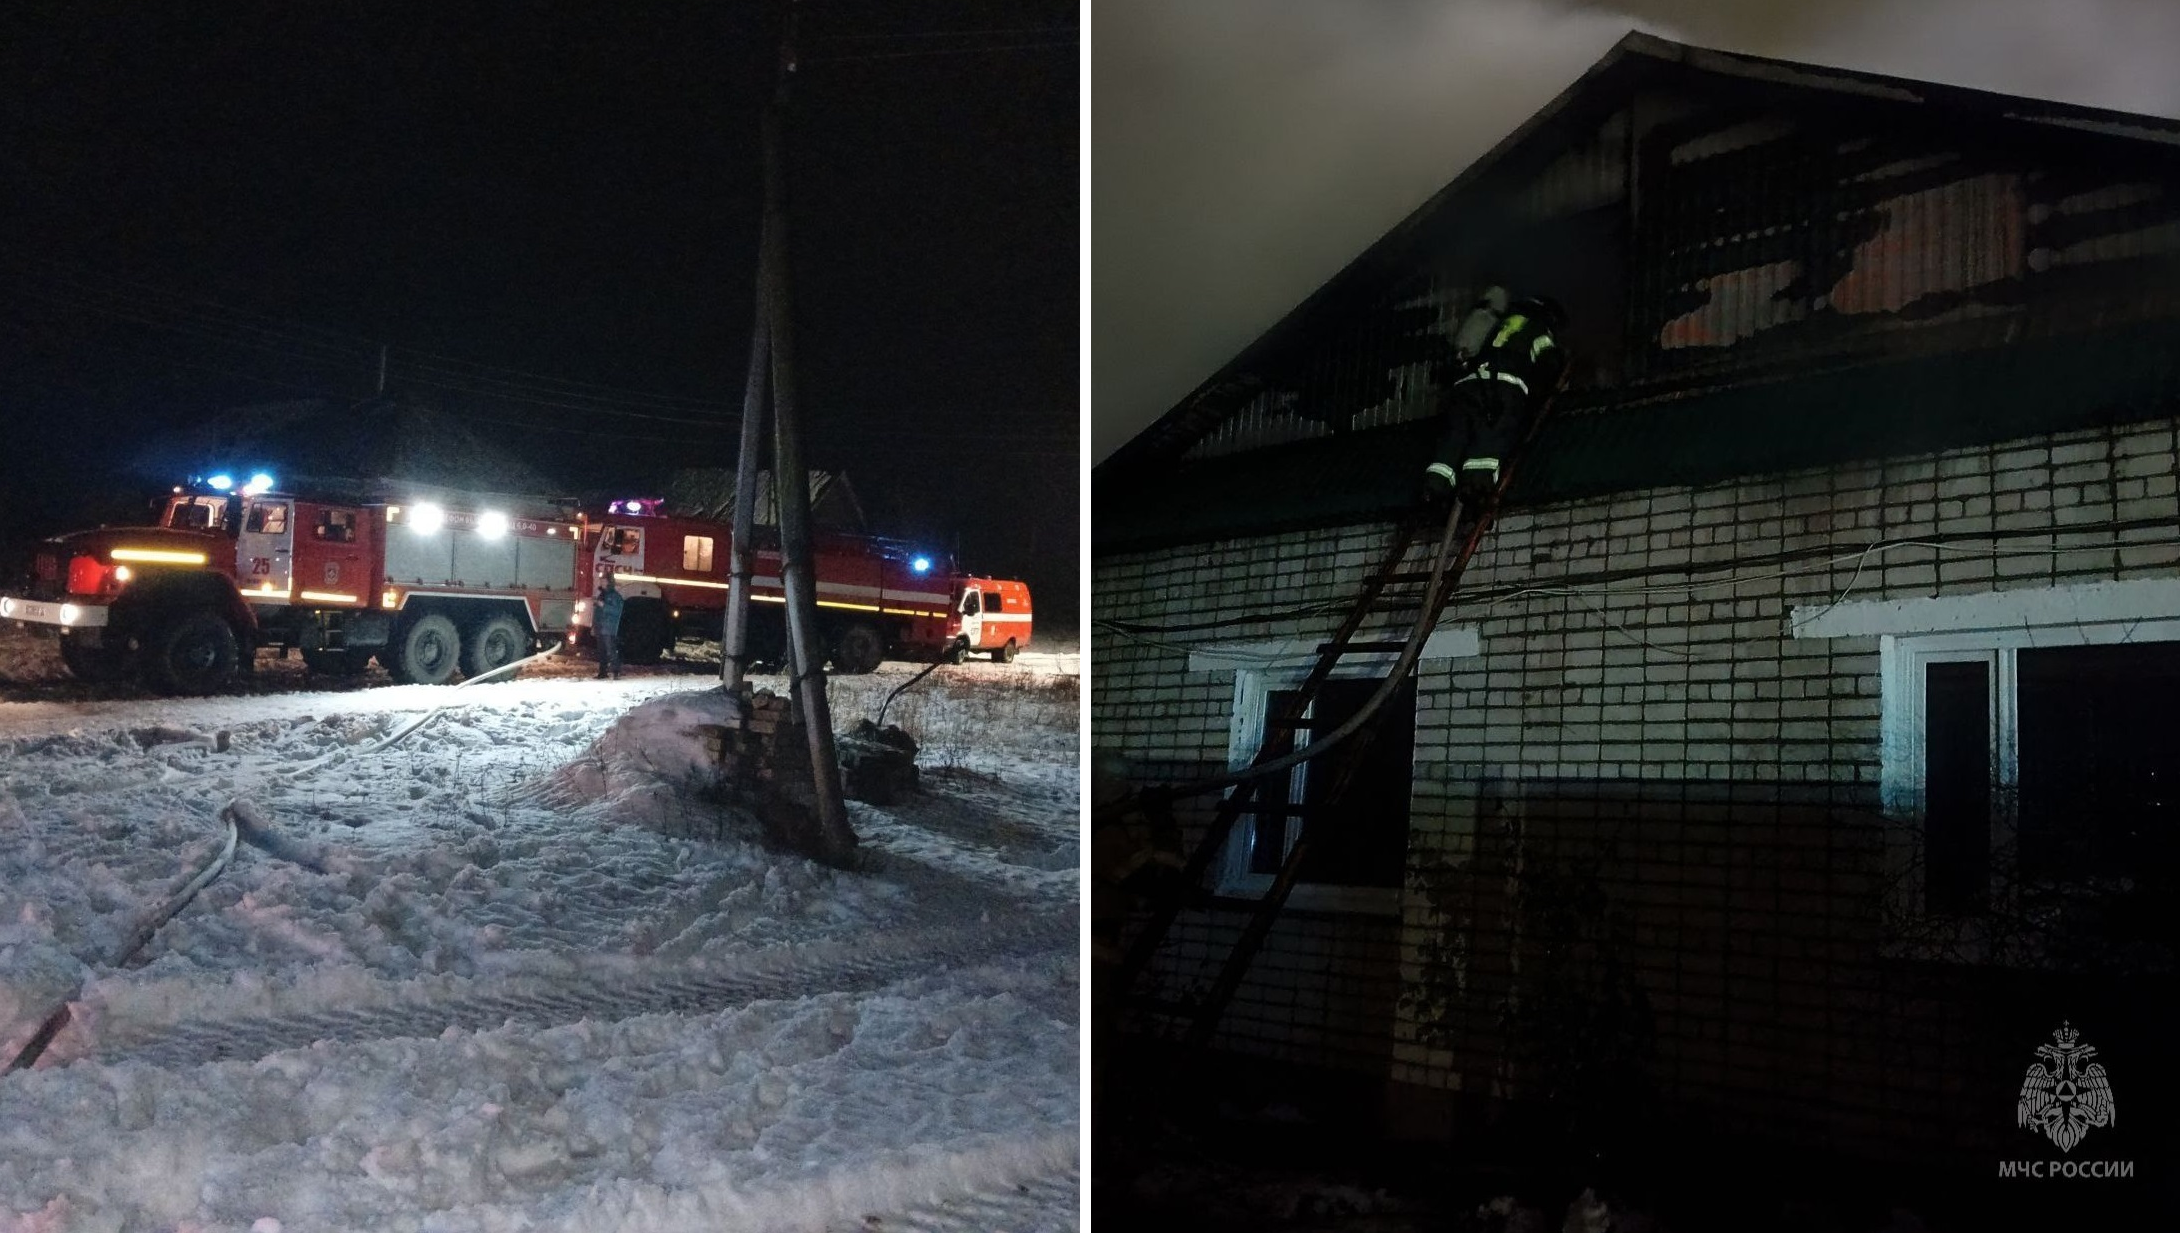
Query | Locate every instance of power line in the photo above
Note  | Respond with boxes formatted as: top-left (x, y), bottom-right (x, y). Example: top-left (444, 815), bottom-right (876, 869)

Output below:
top-left (6, 271), bottom-right (1077, 442)
top-left (802, 39), bottom-right (1073, 65)
top-left (2, 298), bottom-right (1077, 453)
top-left (0, 259), bottom-right (742, 413)
top-left (818, 25), bottom-right (1076, 42)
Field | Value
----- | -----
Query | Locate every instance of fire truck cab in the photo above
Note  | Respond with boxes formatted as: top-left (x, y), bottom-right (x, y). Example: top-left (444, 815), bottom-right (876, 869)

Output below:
top-left (0, 474), bottom-right (581, 692)
top-left (946, 576), bottom-right (1034, 663)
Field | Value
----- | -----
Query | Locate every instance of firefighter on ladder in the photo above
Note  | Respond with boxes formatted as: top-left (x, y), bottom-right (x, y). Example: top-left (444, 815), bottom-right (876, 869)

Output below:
top-left (1422, 293), bottom-right (1568, 514)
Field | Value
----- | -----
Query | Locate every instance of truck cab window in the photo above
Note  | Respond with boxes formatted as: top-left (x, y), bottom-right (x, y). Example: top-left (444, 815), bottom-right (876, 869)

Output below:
top-left (245, 503), bottom-right (288, 535)
top-left (316, 510), bottom-right (356, 543)
top-left (961, 591), bottom-right (982, 616)
top-left (165, 497), bottom-right (228, 531)
top-left (983, 590), bottom-right (1003, 612)
top-left (610, 528), bottom-right (642, 555)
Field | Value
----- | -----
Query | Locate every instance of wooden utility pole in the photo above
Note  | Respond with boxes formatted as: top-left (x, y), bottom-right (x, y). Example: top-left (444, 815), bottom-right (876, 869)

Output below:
top-left (732, 2), bottom-right (856, 866)
top-left (722, 241), bottom-right (771, 694)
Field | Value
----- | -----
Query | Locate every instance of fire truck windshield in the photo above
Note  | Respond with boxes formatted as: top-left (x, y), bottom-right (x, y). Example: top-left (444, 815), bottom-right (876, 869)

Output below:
top-left (164, 496), bottom-right (231, 531)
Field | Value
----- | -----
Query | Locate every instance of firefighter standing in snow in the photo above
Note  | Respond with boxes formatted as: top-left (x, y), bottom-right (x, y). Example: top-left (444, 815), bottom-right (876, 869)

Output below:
top-left (594, 573), bottom-right (626, 679)
top-left (1423, 294), bottom-right (1567, 512)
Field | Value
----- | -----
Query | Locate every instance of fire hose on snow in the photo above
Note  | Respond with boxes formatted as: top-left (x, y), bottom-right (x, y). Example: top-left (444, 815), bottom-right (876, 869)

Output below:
top-left (5, 810), bottom-right (238, 1072)
top-left (875, 635), bottom-right (971, 729)
top-left (3, 641), bottom-right (563, 1074)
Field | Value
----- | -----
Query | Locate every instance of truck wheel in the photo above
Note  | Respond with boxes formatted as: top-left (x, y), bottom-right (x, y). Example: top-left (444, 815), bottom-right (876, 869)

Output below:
top-left (992, 639), bottom-right (1018, 664)
top-left (460, 614), bottom-right (529, 681)
top-left (302, 648), bottom-right (369, 677)
top-left (391, 613), bottom-right (461, 685)
top-left (146, 612), bottom-right (241, 694)
top-left (831, 622), bottom-right (884, 675)
top-left (943, 638), bottom-right (968, 665)
top-left (58, 632), bottom-right (129, 683)
top-left (618, 601), bottom-right (668, 665)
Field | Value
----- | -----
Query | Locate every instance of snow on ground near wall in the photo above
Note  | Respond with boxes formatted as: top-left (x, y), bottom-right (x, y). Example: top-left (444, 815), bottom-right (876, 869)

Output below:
top-left (0, 624), bottom-right (1080, 1231)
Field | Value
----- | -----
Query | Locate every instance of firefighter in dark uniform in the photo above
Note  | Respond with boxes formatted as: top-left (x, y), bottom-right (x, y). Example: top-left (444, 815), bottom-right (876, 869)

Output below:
top-left (1422, 294), bottom-right (1568, 513)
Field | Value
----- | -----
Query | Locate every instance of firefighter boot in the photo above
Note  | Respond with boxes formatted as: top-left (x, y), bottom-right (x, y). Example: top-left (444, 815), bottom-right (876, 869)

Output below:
top-left (1455, 456), bottom-right (1500, 521)
top-left (1419, 461), bottom-right (1458, 509)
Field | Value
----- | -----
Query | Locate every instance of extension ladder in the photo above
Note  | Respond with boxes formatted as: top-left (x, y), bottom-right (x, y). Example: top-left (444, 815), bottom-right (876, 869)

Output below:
top-left (1118, 385), bottom-right (1562, 1051)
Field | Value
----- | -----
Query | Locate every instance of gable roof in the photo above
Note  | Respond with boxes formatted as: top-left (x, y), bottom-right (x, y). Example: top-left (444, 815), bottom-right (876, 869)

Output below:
top-left (1096, 31), bottom-right (2178, 484)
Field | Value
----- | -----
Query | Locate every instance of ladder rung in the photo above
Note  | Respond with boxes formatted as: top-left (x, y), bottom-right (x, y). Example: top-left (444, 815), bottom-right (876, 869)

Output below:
top-left (1322, 640), bottom-right (1411, 655)
top-left (1232, 800), bottom-right (1313, 817)
top-left (1378, 570), bottom-right (1439, 585)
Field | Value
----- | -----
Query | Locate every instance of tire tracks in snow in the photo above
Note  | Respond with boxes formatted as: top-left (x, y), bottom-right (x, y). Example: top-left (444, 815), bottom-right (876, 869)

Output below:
top-left (85, 915), bottom-right (1070, 1071)
top-left (832, 1163), bottom-right (1079, 1232)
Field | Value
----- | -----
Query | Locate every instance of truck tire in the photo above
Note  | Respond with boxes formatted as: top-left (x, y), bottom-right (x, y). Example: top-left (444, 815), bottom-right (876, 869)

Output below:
top-left (992, 639), bottom-right (1018, 664)
top-left (943, 638), bottom-right (968, 665)
top-left (460, 613), bottom-right (529, 681)
top-left (618, 600), bottom-right (668, 665)
top-left (58, 632), bottom-right (129, 683)
top-left (831, 622), bottom-right (884, 675)
top-left (146, 612), bottom-right (241, 694)
top-left (391, 613), bottom-right (461, 685)
top-left (303, 648), bottom-right (369, 677)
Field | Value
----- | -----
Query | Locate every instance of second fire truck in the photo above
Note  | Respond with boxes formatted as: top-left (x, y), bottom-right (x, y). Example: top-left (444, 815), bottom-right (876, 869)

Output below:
top-left (569, 498), bottom-right (1035, 669)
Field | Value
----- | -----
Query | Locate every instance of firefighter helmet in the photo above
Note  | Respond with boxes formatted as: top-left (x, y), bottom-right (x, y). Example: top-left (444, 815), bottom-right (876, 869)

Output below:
top-left (1515, 295), bottom-right (1567, 335)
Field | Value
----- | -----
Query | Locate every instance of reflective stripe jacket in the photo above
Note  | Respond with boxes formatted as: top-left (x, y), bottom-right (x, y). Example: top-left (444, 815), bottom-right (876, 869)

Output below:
top-left (1462, 309), bottom-right (1566, 395)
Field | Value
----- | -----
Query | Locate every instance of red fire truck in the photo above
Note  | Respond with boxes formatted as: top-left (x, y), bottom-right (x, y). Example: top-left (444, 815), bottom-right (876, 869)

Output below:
top-left (0, 473), bottom-right (584, 692)
top-left (569, 499), bottom-right (1033, 671)
top-left (3, 477), bottom-right (1036, 691)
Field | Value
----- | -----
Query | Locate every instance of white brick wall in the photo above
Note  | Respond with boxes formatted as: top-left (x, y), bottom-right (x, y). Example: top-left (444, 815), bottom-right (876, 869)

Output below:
top-left (1095, 418), bottom-right (2179, 1154)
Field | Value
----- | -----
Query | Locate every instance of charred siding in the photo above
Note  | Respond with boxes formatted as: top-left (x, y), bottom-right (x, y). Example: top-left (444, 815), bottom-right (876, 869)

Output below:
top-left (1177, 86), bottom-right (2174, 464)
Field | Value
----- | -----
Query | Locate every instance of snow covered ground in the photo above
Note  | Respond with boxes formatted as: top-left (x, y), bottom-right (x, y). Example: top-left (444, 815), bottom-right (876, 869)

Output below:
top-left (0, 625), bottom-right (1081, 1231)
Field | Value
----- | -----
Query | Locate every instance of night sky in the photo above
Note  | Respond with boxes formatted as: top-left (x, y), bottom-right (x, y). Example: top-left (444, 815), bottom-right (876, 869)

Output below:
top-left (1092, 0), bottom-right (2179, 460)
top-left (0, 1), bottom-right (1078, 615)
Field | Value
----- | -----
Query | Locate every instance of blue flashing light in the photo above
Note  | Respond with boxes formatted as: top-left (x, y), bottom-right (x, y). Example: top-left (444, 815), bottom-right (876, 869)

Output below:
top-left (244, 472), bottom-right (275, 495)
top-left (911, 556), bottom-right (932, 574)
top-left (207, 474), bottom-right (234, 492)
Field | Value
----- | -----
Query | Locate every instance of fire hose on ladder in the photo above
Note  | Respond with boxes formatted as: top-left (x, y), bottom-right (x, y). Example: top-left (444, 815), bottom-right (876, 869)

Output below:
top-left (1104, 376), bottom-right (1562, 1051)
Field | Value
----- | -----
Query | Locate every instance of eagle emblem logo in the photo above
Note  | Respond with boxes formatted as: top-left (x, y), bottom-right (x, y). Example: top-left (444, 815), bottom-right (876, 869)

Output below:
top-left (2017, 1022), bottom-right (2114, 1153)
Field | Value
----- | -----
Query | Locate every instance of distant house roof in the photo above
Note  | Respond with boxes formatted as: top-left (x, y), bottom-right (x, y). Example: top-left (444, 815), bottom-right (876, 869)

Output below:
top-left (134, 397), bottom-right (564, 496)
top-left (660, 467), bottom-right (867, 531)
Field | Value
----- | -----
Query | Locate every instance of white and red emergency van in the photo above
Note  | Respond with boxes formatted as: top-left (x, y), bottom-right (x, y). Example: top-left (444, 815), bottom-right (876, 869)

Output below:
top-left (1, 474), bottom-right (583, 692)
top-left (944, 575), bottom-right (1035, 663)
